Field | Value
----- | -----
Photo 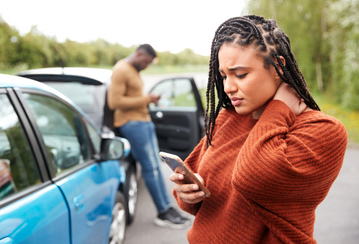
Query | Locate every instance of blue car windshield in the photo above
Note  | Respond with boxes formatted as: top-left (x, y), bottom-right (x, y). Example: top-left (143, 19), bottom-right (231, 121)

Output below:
top-left (43, 82), bottom-right (106, 113)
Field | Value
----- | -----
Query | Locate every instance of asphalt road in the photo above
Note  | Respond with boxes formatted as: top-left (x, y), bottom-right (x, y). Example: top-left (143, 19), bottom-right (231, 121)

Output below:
top-left (124, 146), bottom-right (359, 244)
top-left (124, 160), bottom-right (194, 244)
top-left (313, 146), bottom-right (359, 243)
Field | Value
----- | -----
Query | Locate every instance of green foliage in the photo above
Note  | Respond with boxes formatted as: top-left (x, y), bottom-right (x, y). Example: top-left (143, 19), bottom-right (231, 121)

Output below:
top-left (157, 49), bottom-right (209, 66)
top-left (142, 64), bottom-right (208, 75)
top-left (0, 21), bottom-right (20, 68)
top-left (326, 0), bottom-right (359, 110)
top-left (0, 19), bottom-right (209, 73)
top-left (16, 27), bottom-right (53, 68)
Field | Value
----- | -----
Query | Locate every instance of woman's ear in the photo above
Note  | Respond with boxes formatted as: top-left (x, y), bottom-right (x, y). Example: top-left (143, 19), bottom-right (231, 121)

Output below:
top-left (274, 56), bottom-right (286, 78)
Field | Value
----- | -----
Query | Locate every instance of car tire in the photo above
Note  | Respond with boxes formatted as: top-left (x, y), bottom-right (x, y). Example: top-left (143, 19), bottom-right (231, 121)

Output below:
top-left (109, 191), bottom-right (127, 244)
top-left (125, 164), bottom-right (138, 224)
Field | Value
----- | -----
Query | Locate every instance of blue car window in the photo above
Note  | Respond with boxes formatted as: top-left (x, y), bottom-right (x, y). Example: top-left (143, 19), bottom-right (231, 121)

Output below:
top-left (0, 94), bottom-right (40, 200)
top-left (23, 93), bottom-right (91, 177)
top-left (83, 118), bottom-right (101, 153)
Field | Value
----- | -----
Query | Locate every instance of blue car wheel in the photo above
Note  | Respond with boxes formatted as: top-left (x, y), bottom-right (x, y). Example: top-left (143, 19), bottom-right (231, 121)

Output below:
top-left (109, 192), bottom-right (127, 244)
top-left (125, 164), bottom-right (138, 224)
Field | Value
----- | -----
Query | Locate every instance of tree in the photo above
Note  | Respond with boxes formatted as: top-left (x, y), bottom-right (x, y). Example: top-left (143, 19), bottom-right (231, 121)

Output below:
top-left (0, 18), bottom-right (20, 68)
top-left (0, 17), bottom-right (209, 72)
top-left (326, 0), bottom-right (359, 110)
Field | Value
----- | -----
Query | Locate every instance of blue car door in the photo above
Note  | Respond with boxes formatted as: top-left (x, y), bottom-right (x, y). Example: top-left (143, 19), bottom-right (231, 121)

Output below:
top-left (21, 91), bottom-right (121, 244)
top-left (0, 89), bottom-right (70, 244)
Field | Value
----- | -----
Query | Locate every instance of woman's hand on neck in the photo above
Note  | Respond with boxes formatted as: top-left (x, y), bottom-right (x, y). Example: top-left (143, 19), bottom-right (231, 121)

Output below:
top-left (273, 82), bottom-right (308, 116)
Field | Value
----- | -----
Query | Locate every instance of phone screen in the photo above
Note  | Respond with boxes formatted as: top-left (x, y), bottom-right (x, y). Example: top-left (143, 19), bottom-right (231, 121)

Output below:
top-left (160, 152), bottom-right (211, 197)
top-left (160, 155), bottom-right (194, 183)
top-left (160, 156), bottom-right (183, 171)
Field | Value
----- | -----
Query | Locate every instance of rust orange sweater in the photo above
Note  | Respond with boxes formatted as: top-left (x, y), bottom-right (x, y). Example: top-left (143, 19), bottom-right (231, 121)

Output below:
top-left (174, 100), bottom-right (347, 244)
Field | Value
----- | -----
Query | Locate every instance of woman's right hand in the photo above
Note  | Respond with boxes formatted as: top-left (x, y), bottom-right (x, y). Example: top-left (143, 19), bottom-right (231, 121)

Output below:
top-left (273, 82), bottom-right (309, 116)
top-left (169, 173), bottom-right (206, 204)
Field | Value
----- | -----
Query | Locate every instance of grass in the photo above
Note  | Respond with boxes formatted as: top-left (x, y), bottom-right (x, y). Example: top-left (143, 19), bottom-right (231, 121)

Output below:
top-left (142, 65), bottom-right (208, 75)
top-left (0, 63), bottom-right (30, 75)
top-left (312, 93), bottom-right (359, 146)
top-left (0, 64), bottom-right (209, 75)
top-left (81, 64), bottom-right (209, 74)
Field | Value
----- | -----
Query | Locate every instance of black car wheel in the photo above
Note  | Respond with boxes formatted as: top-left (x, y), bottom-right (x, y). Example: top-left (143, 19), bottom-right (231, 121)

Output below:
top-left (125, 164), bottom-right (138, 224)
top-left (109, 192), bottom-right (127, 244)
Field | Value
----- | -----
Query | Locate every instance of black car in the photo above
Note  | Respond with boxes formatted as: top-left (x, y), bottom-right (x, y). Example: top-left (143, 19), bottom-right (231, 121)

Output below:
top-left (17, 67), bottom-right (205, 223)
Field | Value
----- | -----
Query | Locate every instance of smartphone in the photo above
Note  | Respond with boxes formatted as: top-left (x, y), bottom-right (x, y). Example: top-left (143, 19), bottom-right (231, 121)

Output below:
top-left (159, 151), bottom-right (211, 198)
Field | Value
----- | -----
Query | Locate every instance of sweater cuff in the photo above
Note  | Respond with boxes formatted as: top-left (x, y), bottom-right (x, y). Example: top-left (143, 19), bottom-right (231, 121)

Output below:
top-left (259, 100), bottom-right (296, 127)
top-left (173, 189), bottom-right (201, 216)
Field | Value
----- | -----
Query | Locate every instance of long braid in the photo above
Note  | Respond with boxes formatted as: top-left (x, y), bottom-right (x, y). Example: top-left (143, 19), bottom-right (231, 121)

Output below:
top-left (205, 15), bottom-right (321, 146)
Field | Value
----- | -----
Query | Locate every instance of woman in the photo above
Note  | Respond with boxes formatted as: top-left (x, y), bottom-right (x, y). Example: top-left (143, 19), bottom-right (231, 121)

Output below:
top-left (170, 15), bottom-right (347, 243)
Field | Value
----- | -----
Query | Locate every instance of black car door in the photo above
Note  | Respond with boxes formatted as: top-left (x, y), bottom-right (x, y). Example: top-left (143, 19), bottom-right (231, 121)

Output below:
top-left (148, 77), bottom-right (205, 160)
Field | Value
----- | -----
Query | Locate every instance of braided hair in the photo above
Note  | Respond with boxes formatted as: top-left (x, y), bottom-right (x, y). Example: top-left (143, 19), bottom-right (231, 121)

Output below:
top-left (205, 15), bottom-right (320, 146)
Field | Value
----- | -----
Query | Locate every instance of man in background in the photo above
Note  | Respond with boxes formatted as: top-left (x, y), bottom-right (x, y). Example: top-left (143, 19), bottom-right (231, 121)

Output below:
top-left (107, 44), bottom-right (190, 229)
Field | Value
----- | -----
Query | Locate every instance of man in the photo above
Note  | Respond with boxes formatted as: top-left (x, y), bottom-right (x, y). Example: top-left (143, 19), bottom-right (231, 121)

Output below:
top-left (107, 44), bottom-right (190, 229)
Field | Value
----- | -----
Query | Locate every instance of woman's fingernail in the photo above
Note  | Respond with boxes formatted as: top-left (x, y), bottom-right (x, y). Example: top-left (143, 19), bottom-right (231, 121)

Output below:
top-left (193, 185), bottom-right (198, 190)
top-left (199, 192), bottom-right (204, 197)
top-left (179, 175), bottom-right (183, 179)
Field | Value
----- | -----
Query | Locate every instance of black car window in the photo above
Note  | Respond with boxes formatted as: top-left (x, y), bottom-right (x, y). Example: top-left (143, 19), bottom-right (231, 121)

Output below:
top-left (0, 94), bottom-right (41, 200)
top-left (43, 82), bottom-right (106, 114)
top-left (149, 78), bottom-right (197, 110)
top-left (23, 93), bottom-right (91, 177)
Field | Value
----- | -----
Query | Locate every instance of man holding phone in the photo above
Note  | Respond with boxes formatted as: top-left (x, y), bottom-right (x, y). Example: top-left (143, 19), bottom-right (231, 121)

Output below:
top-left (107, 44), bottom-right (190, 229)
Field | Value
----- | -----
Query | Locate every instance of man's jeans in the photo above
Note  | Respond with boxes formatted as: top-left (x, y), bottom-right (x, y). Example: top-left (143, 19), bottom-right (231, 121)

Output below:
top-left (118, 121), bottom-right (171, 213)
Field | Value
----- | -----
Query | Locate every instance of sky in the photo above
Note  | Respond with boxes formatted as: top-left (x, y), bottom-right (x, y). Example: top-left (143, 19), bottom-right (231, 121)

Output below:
top-left (0, 0), bottom-right (248, 56)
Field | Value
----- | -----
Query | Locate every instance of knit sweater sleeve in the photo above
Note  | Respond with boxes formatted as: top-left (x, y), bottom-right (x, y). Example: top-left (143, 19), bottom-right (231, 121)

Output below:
top-left (172, 136), bottom-right (206, 216)
top-left (232, 99), bottom-right (347, 204)
top-left (107, 66), bottom-right (151, 111)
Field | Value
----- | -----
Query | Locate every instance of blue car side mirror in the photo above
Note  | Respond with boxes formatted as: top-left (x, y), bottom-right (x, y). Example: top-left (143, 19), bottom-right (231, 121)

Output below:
top-left (117, 137), bottom-right (131, 157)
top-left (100, 137), bottom-right (125, 161)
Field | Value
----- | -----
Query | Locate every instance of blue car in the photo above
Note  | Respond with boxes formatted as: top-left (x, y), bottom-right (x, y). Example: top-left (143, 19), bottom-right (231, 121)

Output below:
top-left (16, 67), bottom-right (206, 225)
top-left (16, 67), bottom-right (140, 225)
top-left (0, 74), bottom-right (129, 244)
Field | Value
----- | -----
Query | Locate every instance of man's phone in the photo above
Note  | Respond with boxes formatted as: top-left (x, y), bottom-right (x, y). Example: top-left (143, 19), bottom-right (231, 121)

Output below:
top-left (159, 151), bottom-right (211, 198)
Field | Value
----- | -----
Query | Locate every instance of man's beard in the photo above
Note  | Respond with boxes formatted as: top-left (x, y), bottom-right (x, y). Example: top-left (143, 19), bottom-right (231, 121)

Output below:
top-left (133, 63), bottom-right (142, 72)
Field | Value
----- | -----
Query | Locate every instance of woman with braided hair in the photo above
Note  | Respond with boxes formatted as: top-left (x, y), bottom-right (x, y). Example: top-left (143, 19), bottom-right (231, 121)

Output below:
top-left (169, 15), bottom-right (347, 243)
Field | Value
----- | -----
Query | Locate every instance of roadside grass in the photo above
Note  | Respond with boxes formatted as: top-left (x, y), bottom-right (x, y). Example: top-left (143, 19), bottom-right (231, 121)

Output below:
top-left (312, 93), bottom-right (359, 145)
top-left (73, 64), bottom-right (209, 74)
top-left (142, 65), bottom-right (208, 75)
top-left (0, 64), bottom-right (208, 75)
top-left (0, 63), bottom-right (30, 75)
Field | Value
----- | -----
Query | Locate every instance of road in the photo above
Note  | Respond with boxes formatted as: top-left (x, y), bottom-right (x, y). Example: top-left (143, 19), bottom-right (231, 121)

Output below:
top-left (124, 162), bottom-right (194, 244)
top-left (314, 146), bottom-right (359, 243)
